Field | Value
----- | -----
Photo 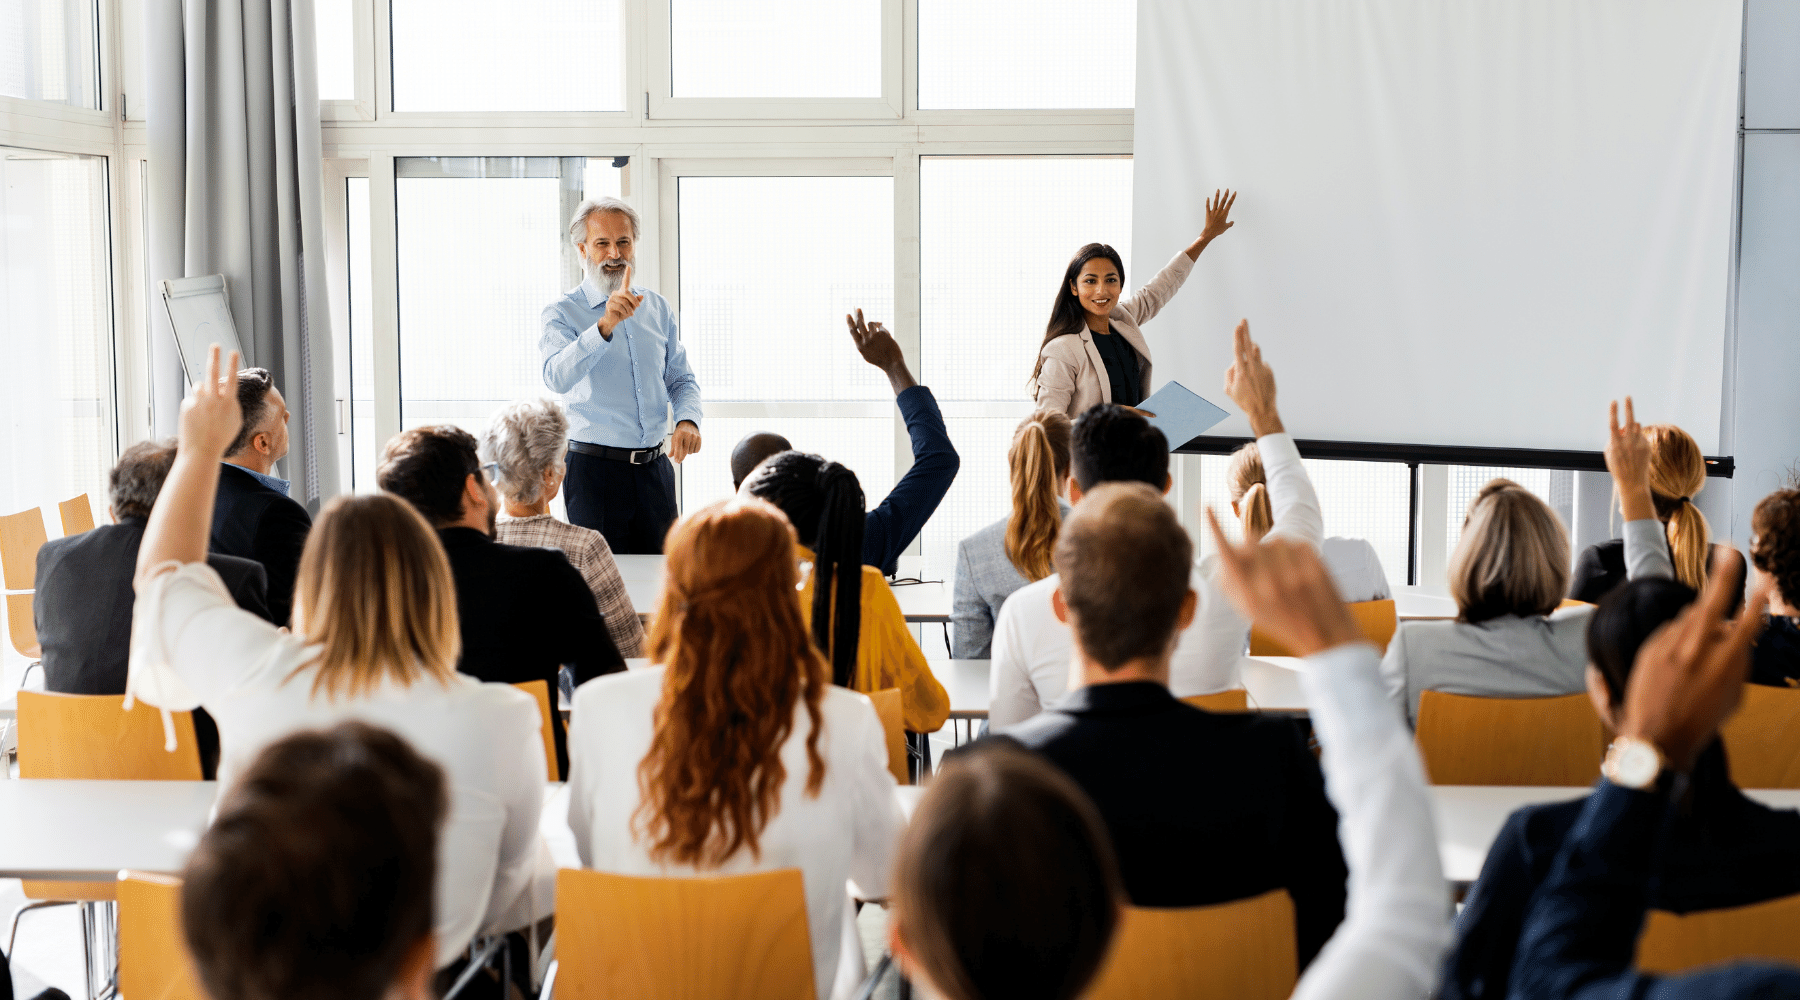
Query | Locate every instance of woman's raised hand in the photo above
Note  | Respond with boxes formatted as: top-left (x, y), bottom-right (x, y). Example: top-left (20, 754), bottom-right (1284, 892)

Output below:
top-left (1605, 397), bottom-right (1656, 522)
top-left (183, 345), bottom-right (244, 460)
top-left (1201, 188), bottom-right (1237, 242)
top-left (1223, 319), bottom-right (1282, 437)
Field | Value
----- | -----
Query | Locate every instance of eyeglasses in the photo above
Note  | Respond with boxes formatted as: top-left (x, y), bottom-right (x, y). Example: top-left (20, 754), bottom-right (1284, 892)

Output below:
top-left (480, 462), bottom-right (502, 483)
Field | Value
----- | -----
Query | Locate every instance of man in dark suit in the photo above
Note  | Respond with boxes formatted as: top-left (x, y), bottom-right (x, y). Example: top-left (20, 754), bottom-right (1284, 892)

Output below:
top-left (34, 439), bottom-right (271, 777)
top-left (999, 482), bottom-right (1349, 970)
top-left (377, 424), bottom-right (624, 776)
top-left (209, 367), bottom-right (312, 626)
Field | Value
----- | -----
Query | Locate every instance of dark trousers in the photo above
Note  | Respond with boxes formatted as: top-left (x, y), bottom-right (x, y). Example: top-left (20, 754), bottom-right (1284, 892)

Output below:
top-left (564, 449), bottom-right (678, 554)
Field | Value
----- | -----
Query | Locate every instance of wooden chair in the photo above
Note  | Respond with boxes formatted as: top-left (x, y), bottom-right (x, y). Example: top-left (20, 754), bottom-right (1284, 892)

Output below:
top-left (117, 872), bottom-right (204, 1000)
top-left (1557, 598), bottom-right (1593, 611)
top-left (5, 592), bottom-right (37, 659)
top-left (1636, 892), bottom-right (1800, 973)
top-left (512, 680), bottom-right (560, 782)
top-left (1720, 683), bottom-right (1800, 788)
top-left (1084, 889), bottom-right (1297, 1000)
top-left (1250, 599), bottom-right (1397, 657)
top-left (1415, 690), bottom-right (1605, 785)
top-left (1182, 689), bottom-right (1249, 712)
top-left (869, 688), bottom-right (909, 785)
top-left (2, 507), bottom-right (49, 659)
top-left (554, 867), bottom-right (815, 1000)
top-left (59, 494), bottom-right (97, 535)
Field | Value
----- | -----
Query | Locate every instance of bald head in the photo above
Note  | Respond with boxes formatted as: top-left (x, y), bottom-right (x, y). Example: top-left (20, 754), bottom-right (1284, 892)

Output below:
top-left (731, 432), bottom-right (793, 490)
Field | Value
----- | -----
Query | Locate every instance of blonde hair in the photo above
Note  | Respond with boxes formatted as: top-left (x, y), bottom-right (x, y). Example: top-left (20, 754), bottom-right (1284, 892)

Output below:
top-left (1448, 479), bottom-right (1570, 624)
top-left (1642, 424), bottom-right (1710, 592)
top-left (1004, 410), bottom-right (1072, 582)
top-left (1225, 442), bottom-right (1272, 542)
top-left (289, 494), bottom-right (460, 699)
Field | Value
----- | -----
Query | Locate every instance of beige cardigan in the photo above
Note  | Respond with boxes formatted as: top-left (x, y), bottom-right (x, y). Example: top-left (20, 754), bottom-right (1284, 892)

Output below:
top-left (1032, 249), bottom-right (1196, 417)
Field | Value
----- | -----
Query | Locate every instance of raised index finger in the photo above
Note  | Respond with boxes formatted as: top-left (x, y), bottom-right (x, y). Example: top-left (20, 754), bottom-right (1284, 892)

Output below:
top-left (1608, 400), bottom-right (1620, 438)
top-left (205, 344), bottom-right (221, 391)
top-left (1233, 319), bottom-right (1251, 365)
top-left (620, 262), bottom-right (632, 294)
top-left (223, 350), bottom-right (240, 397)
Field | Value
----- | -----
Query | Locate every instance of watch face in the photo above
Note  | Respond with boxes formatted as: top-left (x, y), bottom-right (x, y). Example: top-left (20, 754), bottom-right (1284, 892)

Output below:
top-left (1610, 740), bottom-right (1661, 788)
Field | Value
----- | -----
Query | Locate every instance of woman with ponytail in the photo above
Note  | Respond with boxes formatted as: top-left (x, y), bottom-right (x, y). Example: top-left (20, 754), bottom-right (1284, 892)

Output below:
top-left (744, 452), bottom-right (951, 736)
top-left (567, 497), bottom-right (904, 1000)
top-left (1226, 442), bottom-right (1391, 602)
top-left (951, 410), bottom-right (1072, 658)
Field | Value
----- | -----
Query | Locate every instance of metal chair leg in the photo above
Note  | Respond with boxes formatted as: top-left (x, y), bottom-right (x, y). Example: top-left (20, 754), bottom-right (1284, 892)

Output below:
top-left (6, 898), bottom-right (76, 956)
top-left (441, 935), bottom-right (506, 1000)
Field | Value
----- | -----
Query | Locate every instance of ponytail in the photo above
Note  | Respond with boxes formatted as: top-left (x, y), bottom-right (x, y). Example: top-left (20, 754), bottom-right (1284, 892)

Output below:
top-left (741, 451), bottom-right (866, 689)
top-left (1004, 410), bottom-right (1072, 582)
top-left (1240, 483), bottom-right (1273, 541)
top-left (1225, 442), bottom-right (1272, 542)
top-left (1644, 425), bottom-right (1709, 591)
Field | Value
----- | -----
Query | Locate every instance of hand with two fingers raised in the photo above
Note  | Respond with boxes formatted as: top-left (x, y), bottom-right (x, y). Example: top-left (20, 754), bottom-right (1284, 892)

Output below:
top-left (1604, 397), bottom-right (1657, 523)
top-left (187, 345), bottom-right (245, 460)
top-left (1222, 319), bottom-right (1282, 437)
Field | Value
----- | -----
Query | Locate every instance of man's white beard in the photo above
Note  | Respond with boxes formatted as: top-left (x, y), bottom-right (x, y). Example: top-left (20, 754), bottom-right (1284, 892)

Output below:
top-left (586, 257), bottom-right (630, 297)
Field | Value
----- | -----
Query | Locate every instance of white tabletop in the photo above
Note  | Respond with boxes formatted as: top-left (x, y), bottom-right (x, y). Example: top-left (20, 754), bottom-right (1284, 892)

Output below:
top-left (612, 555), bottom-right (950, 623)
top-left (1394, 588), bottom-right (1460, 620)
top-left (1242, 656), bottom-right (1308, 711)
top-left (0, 780), bottom-right (217, 880)
top-left (890, 581), bottom-right (950, 623)
top-left (927, 659), bottom-right (990, 719)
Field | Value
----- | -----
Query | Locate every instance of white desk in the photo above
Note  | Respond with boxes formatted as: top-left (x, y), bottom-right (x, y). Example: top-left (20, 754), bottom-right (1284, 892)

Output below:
top-left (0, 780), bottom-right (216, 880)
top-left (891, 582), bottom-right (950, 624)
top-left (612, 555), bottom-right (950, 624)
top-left (1394, 588), bottom-right (1459, 620)
top-left (1242, 656), bottom-right (1309, 711)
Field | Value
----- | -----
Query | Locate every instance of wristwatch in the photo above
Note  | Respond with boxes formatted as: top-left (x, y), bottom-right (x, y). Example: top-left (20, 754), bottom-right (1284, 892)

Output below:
top-left (1601, 736), bottom-right (1666, 790)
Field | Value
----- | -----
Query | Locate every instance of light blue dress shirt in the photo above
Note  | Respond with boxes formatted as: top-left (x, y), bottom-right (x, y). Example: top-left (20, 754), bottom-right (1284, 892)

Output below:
top-left (539, 276), bottom-right (703, 450)
top-left (241, 466), bottom-right (290, 498)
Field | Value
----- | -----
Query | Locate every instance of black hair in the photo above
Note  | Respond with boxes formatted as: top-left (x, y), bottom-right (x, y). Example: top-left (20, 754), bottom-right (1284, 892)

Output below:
top-left (376, 425), bottom-right (482, 526)
top-left (1586, 576), bottom-right (1699, 706)
top-left (1032, 243), bottom-right (1126, 386)
top-left (742, 451), bottom-right (865, 688)
top-left (225, 368), bottom-right (275, 457)
top-left (1070, 404), bottom-right (1168, 492)
top-left (730, 432), bottom-right (794, 490)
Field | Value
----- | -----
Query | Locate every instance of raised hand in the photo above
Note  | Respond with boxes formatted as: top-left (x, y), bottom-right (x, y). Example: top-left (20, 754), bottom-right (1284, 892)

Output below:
top-left (599, 262), bottom-right (645, 338)
top-left (1205, 507), bottom-right (1361, 657)
top-left (846, 308), bottom-right (917, 394)
top-left (187, 345), bottom-right (244, 460)
top-left (1606, 397), bottom-right (1656, 522)
top-left (1222, 319), bottom-right (1282, 437)
top-left (1201, 188), bottom-right (1237, 243)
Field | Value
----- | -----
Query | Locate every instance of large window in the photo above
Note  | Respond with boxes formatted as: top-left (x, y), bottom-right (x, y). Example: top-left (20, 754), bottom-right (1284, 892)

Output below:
top-left (389, 0), bottom-right (624, 111)
top-left (0, 0), bottom-right (100, 108)
top-left (671, 0), bottom-right (881, 99)
top-left (917, 0), bottom-right (1136, 109)
top-left (313, 0), bottom-right (356, 100)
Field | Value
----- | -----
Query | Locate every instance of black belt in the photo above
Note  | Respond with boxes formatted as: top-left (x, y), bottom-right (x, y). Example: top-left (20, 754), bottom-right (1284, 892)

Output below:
top-left (568, 440), bottom-right (665, 465)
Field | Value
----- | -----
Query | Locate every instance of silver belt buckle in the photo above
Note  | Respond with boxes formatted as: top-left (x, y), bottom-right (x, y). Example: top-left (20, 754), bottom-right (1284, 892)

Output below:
top-left (631, 447), bottom-right (655, 465)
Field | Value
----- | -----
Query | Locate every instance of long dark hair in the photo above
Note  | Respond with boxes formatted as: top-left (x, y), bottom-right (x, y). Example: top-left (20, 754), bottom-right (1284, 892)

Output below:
top-left (1030, 243), bottom-right (1126, 386)
top-left (742, 452), bottom-right (866, 688)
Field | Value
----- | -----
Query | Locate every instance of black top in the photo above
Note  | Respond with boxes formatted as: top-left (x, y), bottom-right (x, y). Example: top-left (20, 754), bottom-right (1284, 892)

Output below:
top-left (1751, 615), bottom-right (1800, 688)
top-left (1089, 326), bottom-right (1143, 407)
top-left (1442, 741), bottom-right (1800, 1000)
top-left (209, 463), bottom-right (313, 626)
top-left (436, 527), bottom-right (625, 775)
top-left (1000, 682), bottom-right (1347, 969)
top-left (1568, 538), bottom-right (1745, 612)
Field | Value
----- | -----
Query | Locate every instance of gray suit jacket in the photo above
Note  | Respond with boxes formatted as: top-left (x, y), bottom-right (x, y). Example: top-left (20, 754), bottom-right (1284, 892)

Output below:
top-left (951, 502), bottom-right (1070, 659)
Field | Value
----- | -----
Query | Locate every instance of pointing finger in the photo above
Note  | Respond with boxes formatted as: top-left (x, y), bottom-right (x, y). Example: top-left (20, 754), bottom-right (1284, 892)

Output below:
top-left (205, 344), bottom-right (221, 391)
top-left (224, 351), bottom-right (240, 397)
top-left (621, 262), bottom-right (632, 293)
top-left (1624, 396), bottom-right (1636, 431)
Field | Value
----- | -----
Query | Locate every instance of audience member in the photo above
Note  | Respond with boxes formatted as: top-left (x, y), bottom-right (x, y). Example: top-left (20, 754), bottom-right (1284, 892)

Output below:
top-left (743, 452), bottom-right (950, 735)
top-left (210, 367), bottom-right (312, 625)
top-left (567, 497), bottom-right (902, 1000)
top-left (950, 409), bottom-right (1070, 658)
top-left (33, 439), bottom-right (269, 777)
top-left (129, 349), bottom-right (554, 969)
top-left (1749, 486), bottom-right (1800, 687)
top-left (1000, 482), bottom-right (1347, 965)
top-left (729, 310), bottom-right (958, 576)
top-left (888, 740), bottom-right (1121, 1000)
top-left (1510, 558), bottom-right (1800, 997)
top-left (378, 424), bottom-right (623, 775)
top-left (181, 722), bottom-right (442, 1000)
top-left (1444, 561), bottom-right (1800, 1000)
top-left (989, 320), bottom-right (1324, 726)
top-left (1227, 440), bottom-right (1390, 601)
top-left (481, 397), bottom-right (646, 658)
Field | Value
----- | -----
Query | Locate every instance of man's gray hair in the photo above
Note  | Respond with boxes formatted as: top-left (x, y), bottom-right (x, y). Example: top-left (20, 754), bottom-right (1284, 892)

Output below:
top-left (479, 398), bottom-right (569, 506)
top-left (568, 197), bottom-right (640, 243)
top-left (110, 438), bottom-right (179, 520)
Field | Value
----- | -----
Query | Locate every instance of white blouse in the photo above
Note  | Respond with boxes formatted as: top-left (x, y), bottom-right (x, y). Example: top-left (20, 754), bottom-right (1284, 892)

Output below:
top-left (566, 667), bottom-right (903, 1000)
top-left (127, 562), bottom-right (555, 967)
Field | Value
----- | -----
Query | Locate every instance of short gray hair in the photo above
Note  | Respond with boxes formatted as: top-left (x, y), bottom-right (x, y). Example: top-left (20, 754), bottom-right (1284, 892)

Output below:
top-left (568, 197), bottom-right (640, 244)
top-left (479, 399), bottom-right (569, 505)
top-left (110, 438), bottom-right (179, 519)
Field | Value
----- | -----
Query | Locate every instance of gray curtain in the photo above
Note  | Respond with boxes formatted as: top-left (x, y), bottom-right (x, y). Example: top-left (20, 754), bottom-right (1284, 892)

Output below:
top-left (145, 0), bottom-right (340, 511)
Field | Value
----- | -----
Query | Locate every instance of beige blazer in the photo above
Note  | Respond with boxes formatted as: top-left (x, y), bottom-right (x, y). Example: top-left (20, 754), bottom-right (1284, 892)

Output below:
top-left (1032, 249), bottom-right (1197, 417)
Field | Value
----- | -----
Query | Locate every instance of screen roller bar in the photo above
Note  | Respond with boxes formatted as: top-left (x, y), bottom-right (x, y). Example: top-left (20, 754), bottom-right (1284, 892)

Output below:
top-left (1173, 436), bottom-right (1734, 479)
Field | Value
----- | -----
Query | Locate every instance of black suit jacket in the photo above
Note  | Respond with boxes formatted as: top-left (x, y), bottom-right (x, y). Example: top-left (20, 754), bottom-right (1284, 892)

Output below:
top-left (209, 463), bottom-right (312, 626)
top-left (1002, 682), bottom-right (1349, 969)
top-left (438, 527), bottom-right (625, 775)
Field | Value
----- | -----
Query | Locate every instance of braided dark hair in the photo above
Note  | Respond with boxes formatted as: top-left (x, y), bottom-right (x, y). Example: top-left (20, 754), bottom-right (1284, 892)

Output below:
top-left (743, 452), bottom-right (866, 687)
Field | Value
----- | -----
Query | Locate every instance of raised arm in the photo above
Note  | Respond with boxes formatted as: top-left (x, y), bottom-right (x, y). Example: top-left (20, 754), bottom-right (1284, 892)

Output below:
top-left (1118, 190), bottom-right (1235, 326)
top-left (1605, 397), bottom-right (1675, 581)
top-left (1223, 320), bottom-right (1323, 550)
top-left (849, 309), bottom-right (959, 574)
top-left (136, 346), bottom-right (242, 587)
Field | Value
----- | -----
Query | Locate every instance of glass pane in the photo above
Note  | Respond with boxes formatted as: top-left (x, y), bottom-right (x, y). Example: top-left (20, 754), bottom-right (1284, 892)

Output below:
top-left (346, 176), bottom-right (375, 491)
top-left (0, 146), bottom-right (114, 519)
top-left (314, 0), bottom-right (355, 101)
top-left (918, 412), bottom-right (1033, 584)
top-left (671, 0), bottom-right (880, 99)
top-left (391, 0), bottom-right (624, 111)
top-left (1444, 466), bottom-right (1555, 556)
top-left (919, 0), bottom-right (1135, 110)
top-left (679, 176), bottom-right (893, 402)
top-left (0, 0), bottom-right (100, 108)
top-left (679, 416), bottom-right (894, 515)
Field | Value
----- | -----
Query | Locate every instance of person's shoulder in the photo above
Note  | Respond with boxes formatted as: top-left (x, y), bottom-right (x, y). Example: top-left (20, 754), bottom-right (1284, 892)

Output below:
top-left (997, 708), bottom-right (1079, 751)
top-left (996, 572), bottom-right (1058, 624)
top-left (1039, 333), bottom-right (1086, 362)
top-left (572, 663), bottom-right (664, 715)
top-left (206, 551), bottom-right (266, 581)
top-left (820, 684), bottom-right (882, 729)
top-left (958, 517), bottom-right (1010, 563)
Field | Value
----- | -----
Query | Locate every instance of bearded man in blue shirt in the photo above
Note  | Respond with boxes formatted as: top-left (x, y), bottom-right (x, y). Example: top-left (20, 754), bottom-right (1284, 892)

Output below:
top-left (540, 198), bottom-right (702, 554)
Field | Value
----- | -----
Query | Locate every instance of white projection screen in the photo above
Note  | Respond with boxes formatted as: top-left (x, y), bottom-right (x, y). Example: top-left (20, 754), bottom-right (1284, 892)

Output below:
top-left (1132, 0), bottom-right (1741, 455)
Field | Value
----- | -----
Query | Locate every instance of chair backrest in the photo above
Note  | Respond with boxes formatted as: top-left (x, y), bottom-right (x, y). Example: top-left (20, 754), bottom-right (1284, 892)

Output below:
top-left (512, 680), bottom-right (560, 782)
top-left (58, 494), bottom-right (96, 535)
top-left (1415, 690), bottom-right (1605, 785)
top-left (1250, 599), bottom-right (1397, 657)
top-left (17, 692), bottom-right (203, 780)
top-left (868, 688), bottom-right (908, 785)
top-left (1720, 683), bottom-right (1800, 788)
top-left (0, 506), bottom-right (48, 590)
top-left (1635, 892), bottom-right (1800, 973)
top-left (1084, 889), bottom-right (1297, 1000)
top-left (555, 867), bottom-right (815, 1000)
top-left (1181, 689), bottom-right (1249, 712)
top-left (6, 591), bottom-right (38, 658)
top-left (1557, 598), bottom-right (1593, 610)
top-left (117, 872), bottom-right (204, 1000)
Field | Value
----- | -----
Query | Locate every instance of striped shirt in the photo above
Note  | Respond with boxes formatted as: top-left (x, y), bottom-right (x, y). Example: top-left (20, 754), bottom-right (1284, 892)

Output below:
top-left (496, 514), bottom-right (646, 658)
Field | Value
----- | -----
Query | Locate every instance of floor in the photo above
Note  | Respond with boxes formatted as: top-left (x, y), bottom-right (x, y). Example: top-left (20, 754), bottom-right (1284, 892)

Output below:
top-left (2, 879), bottom-right (85, 999)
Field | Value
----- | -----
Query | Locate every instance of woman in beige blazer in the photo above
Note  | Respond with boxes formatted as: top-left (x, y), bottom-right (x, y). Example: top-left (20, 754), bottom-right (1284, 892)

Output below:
top-left (1031, 189), bottom-right (1237, 417)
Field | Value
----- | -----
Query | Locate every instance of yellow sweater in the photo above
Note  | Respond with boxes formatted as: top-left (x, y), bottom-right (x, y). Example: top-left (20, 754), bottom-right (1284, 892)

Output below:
top-left (796, 545), bottom-right (951, 734)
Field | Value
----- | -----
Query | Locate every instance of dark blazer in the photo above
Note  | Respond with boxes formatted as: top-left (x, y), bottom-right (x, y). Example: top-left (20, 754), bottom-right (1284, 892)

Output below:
top-left (437, 527), bottom-right (625, 775)
top-left (209, 463), bottom-right (312, 626)
top-left (1569, 538), bottom-right (1745, 611)
top-left (34, 517), bottom-right (271, 778)
top-left (1750, 615), bottom-right (1800, 689)
top-left (1444, 741), bottom-right (1800, 1000)
top-left (862, 385), bottom-right (959, 576)
top-left (1002, 682), bottom-right (1348, 969)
